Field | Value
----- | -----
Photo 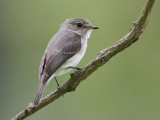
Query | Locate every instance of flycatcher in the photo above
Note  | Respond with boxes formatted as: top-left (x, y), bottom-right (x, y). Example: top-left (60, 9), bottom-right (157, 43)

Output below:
top-left (34, 17), bottom-right (99, 105)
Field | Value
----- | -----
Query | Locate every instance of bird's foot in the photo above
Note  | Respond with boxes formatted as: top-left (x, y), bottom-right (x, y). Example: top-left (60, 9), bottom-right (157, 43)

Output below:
top-left (54, 77), bottom-right (64, 97)
top-left (68, 66), bottom-right (82, 75)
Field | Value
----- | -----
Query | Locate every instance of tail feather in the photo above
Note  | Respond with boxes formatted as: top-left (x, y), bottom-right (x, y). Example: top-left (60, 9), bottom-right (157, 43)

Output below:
top-left (33, 82), bottom-right (45, 106)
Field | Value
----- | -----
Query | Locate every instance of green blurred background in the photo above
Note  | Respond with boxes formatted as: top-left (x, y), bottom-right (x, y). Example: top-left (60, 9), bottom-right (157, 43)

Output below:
top-left (1, 0), bottom-right (160, 120)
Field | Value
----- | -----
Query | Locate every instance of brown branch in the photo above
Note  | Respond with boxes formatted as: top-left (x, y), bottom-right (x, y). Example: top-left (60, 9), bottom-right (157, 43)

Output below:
top-left (11, 0), bottom-right (156, 119)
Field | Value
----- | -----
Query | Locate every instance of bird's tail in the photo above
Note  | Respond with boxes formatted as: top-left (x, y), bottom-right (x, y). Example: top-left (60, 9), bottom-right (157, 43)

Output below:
top-left (33, 81), bottom-right (46, 106)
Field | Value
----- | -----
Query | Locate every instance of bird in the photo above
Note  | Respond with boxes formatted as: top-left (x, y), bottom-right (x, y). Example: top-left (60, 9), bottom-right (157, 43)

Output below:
top-left (33, 17), bottom-right (99, 106)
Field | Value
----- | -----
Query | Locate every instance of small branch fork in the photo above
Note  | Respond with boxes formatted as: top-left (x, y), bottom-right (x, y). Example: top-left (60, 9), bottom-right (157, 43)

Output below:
top-left (12, 0), bottom-right (156, 119)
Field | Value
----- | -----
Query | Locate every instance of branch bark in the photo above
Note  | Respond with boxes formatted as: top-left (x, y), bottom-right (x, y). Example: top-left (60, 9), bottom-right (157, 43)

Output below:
top-left (12, 0), bottom-right (156, 119)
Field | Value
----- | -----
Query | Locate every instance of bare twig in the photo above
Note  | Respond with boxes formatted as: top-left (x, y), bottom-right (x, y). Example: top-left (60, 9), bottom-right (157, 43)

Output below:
top-left (11, 0), bottom-right (156, 119)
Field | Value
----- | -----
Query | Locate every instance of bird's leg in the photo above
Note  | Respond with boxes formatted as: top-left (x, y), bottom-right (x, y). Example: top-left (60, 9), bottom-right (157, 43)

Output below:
top-left (54, 77), bottom-right (64, 97)
top-left (68, 66), bottom-right (81, 70)
top-left (54, 77), bottom-right (61, 89)
top-left (68, 66), bottom-right (82, 74)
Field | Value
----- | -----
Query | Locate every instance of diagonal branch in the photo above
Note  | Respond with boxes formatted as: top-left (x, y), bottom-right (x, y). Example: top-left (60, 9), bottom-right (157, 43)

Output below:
top-left (11, 0), bottom-right (156, 119)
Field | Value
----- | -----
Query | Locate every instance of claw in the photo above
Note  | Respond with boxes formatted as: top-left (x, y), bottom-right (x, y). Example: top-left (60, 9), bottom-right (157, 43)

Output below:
top-left (74, 69), bottom-right (81, 75)
top-left (68, 66), bottom-right (82, 75)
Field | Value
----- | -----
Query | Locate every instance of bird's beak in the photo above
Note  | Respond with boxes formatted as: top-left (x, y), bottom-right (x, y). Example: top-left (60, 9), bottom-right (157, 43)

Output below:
top-left (85, 26), bottom-right (99, 29)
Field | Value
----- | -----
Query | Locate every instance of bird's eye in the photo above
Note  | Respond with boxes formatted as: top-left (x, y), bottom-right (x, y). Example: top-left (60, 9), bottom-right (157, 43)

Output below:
top-left (76, 23), bottom-right (82, 27)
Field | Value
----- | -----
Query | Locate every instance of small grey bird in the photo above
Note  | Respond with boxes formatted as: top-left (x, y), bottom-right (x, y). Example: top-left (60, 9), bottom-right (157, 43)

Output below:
top-left (34, 17), bottom-right (99, 105)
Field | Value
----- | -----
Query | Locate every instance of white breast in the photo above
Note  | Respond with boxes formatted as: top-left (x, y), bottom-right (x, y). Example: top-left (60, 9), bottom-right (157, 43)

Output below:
top-left (53, 30), bottom-right (92, 77)
top-left (61, 30), bottom-right (92, 68)
top-left (63, 37), bottom-right (87, 67)
top-left (48, 38), bottom-right (87, 82)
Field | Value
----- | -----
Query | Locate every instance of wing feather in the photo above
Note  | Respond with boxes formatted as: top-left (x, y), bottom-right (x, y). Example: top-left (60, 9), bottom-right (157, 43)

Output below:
top-left (39, 30), bottom-right (81, 82)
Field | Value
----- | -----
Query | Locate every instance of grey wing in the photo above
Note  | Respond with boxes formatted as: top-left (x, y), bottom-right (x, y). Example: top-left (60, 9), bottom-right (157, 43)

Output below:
top-left (39, 53), bottom-right (47, 80)
top-left (39, 32), bottom-right (81, 83)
